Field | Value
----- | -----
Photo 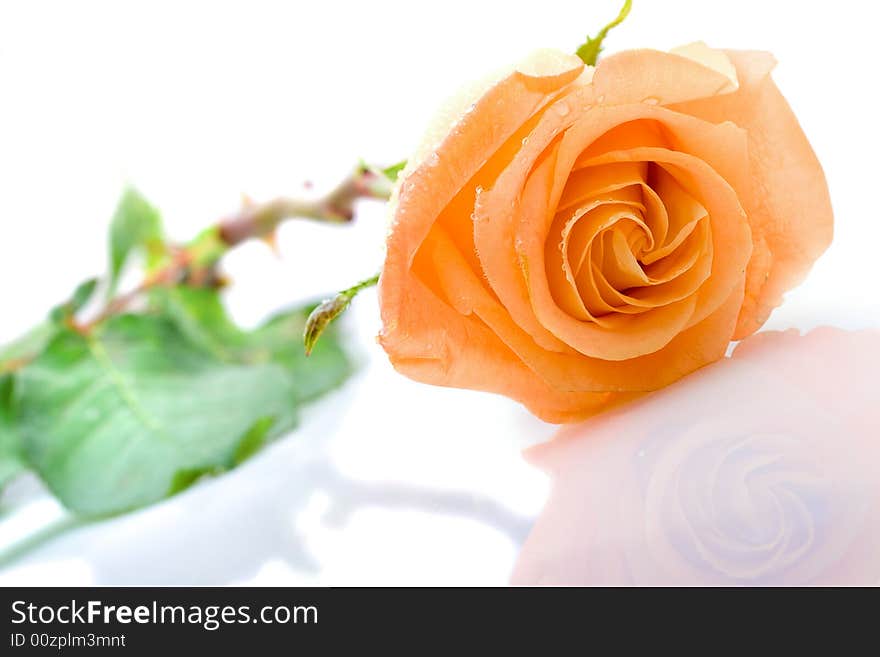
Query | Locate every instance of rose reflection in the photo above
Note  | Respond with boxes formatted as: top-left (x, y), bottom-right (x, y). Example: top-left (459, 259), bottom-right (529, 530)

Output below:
top-left (512, 328), bottom-right (880, 585)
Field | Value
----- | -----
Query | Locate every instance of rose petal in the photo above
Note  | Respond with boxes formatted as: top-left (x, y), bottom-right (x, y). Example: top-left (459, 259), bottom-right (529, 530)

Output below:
top-left (592, 47), bottom-right (738, 107)
top-left (669, 50), bottom-right (833, 337)
top-left (381, 50), bottom-right (584, 366)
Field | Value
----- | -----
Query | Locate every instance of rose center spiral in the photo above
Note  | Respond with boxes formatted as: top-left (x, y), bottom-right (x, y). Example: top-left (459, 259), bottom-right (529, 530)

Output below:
top-left (546, 156), bottom-right (712, 322)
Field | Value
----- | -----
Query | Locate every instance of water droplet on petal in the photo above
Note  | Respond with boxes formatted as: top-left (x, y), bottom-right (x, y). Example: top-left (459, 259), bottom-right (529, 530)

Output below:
top-left (642, 96), bottom-right (660, 105)
top-left (555, 102), bottom-right (570, 117)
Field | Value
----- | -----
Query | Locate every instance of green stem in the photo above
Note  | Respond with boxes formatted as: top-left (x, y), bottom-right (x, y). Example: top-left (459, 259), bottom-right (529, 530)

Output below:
top-left (0, 515), bottom-right (90, 570)
top-left (303, 273), bottom-right (380, 356)
top-left (83, 164), bottom-right (393, 333)
top-left (341, 273), bottom-right (380, 300)
top-left (575, 0), bottom-right (632, 66)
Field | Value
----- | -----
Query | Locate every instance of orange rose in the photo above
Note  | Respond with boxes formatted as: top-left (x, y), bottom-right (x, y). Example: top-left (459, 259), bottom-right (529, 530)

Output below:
top-left (379, 44), bottom-right (832, 423)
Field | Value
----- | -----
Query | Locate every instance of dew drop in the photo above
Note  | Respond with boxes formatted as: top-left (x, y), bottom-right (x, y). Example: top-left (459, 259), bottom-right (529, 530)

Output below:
top-left (521, 137), bottom-right (530, 146)
top-left (642, 96), bottom-right (660, 105)
top-left (596, 94), bottom-right (606, 103)
top-left (555, 102), bottom-right (570, 117)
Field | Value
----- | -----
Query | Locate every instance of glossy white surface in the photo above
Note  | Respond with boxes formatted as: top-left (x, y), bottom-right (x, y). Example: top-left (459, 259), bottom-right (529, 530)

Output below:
top-left (0, 0), bottom-right (877, 584)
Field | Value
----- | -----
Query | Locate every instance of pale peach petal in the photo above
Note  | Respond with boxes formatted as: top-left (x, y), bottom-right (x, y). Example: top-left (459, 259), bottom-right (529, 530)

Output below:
top-left (592, 48), bottom-right (738, 107)
top-left (381, 57), bottom-right (584, 366)
top-left (472, 92), bottom-right (588, 354)
top-left (669, 50), bottom-right (833, 337)
top-left (670, 41), bottom-right (738, 90)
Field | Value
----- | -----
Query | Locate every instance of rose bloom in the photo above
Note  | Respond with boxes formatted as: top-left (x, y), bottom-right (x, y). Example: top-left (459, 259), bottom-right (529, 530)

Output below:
top-left (511, 329), bottom-right (880, 585)
top-left (379, 44), bottom-right (832, 423)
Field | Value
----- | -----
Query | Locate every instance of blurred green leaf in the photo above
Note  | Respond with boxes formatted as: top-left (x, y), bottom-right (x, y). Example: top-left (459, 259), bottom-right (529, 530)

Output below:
top-left (0, 322), bottom-right (59, 371)
top-left (166, 415), bottom-right (276, 495)
top-left (0, 321), bottom-right (62, 492)
top-left (108, 187), bottom-right (164, 296)
top-left (15, 314), bottom-right (302, 516)
top-left (0, 282), bottom-right (97, 492)
top-left (49, 278), bottom-right (99, 324)
top-left (0, 374), bottom-right (26, 491)
top-left (152, 286), bottom-right (353, 402)
top-left (71, 278), bottom-right (100, 312)
top-left (251, 304), bottom-right (353, 403)
top-left (12, 286), bottom-right (353, 516)
top-left (381, 161), bottom-right (407, 183)
top-left (149, 286), bottom-right (247, 361)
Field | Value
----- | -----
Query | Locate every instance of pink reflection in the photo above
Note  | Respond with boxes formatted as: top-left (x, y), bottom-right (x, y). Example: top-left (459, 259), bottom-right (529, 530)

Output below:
top-left (512, 329), bottom-right (880, 586)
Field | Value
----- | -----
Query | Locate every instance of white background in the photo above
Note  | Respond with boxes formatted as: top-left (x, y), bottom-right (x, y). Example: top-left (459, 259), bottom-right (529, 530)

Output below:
top-left (0, 0), bottom-right (877, 584)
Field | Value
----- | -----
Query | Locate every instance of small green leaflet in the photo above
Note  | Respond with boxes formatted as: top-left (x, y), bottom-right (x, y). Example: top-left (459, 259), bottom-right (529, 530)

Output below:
top-left (50, 278), bottom-right (99, 323)
top-left (108, 187), bottom-right (165, 297)
top-left (575, 0), bottom-right (632, 66)
top-left (381, 161), bottom-right (407, 183)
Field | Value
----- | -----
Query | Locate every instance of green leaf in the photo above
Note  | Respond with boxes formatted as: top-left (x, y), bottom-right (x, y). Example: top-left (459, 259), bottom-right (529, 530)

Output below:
top-left (0, 374), bottom-right (26, 490)
top-left (575, 0), bottom-right (632, 66)
top-left (49, 278), bottom-right (99, 324)
top-left (0, 322), bottom-right (59, 372)
top-left (71, 278), bottom-right (100, 312)
top-left (149, 286), bottom-right (247, 361)
top-left (12, 286), bottom-right (354, 516)
top-left (381, 161), bottom-right (407, 182)
top-left (108, 187), bottom-right (164, 296)
top-left (166, 415), bottom-right (276, 495)
top-left (253, 305), bottom-right (353, 402)
top-left (1, 322), bottom-right (61, 492)
top-left (232, 415), bottom-right (277, 465)
top-left (15, 315), bottom-right (301, 516)
top-left (152, 286), bottom-right (354, 402)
